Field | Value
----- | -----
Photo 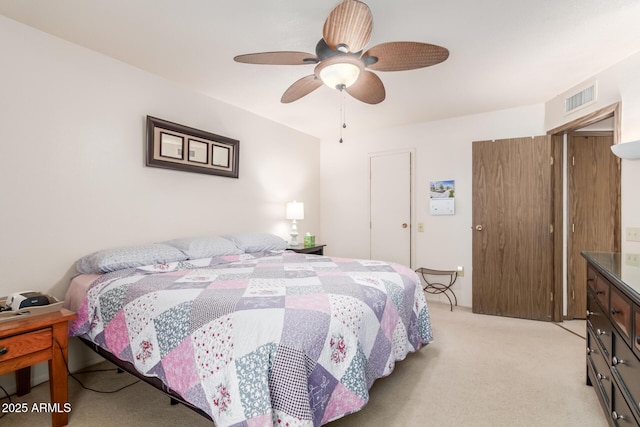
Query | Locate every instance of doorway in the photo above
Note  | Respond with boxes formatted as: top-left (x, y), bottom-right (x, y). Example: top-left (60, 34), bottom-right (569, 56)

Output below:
top-left (369, 150), bottom-right (413, 266)
top-left (566, 131), bottom-right (620, 319)
top-left (549, 103), bottom-right (621, 320)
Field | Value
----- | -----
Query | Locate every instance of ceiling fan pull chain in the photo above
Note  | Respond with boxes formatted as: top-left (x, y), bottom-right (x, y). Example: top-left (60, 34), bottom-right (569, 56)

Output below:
top-left (340, 90), bottom-right (346, 143)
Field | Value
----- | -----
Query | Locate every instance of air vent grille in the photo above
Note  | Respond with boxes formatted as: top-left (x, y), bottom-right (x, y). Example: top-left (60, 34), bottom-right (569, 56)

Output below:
top-left (565, 83), bottom-right (596, 113)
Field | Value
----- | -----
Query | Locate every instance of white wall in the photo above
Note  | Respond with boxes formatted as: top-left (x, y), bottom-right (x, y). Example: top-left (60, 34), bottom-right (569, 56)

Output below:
top-left (320, 104), bottom-right (546, 308)
top-left (0, 16), bottom-right (320, 390)
top-left (545, 51), bottom-right (640, 256)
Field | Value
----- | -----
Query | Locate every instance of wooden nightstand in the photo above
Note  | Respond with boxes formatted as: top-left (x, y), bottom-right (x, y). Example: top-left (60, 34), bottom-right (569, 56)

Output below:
top-left (0, 309), bottom-right (77, 427)
top-left (288, 244), bottom-right (326, 256)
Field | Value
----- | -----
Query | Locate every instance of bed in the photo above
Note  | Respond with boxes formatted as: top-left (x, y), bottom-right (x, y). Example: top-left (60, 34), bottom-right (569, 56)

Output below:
top-left (65, 233), bottom-right (432, 426)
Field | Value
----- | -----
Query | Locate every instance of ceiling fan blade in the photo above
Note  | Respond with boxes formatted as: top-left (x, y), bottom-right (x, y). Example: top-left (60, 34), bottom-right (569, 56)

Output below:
top-left (281, 75), bottom-right (324, 103)
top-left (234, 51), bottom-right (317, 65)
top-left (363, 42), bottom-right (449, 71)
top-left (346, 70), bottom-right (385, 104)
top-left (323, 0), bottom-right (373, 53)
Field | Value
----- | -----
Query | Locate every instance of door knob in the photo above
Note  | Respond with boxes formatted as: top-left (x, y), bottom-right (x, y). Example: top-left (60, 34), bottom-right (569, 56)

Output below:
top-left (475, 225), bottom-right (483, 231)
top-left (402, 223), bottom-right (408, 229)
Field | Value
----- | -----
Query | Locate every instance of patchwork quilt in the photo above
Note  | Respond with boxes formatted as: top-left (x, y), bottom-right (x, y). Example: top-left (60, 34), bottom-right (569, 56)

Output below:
top-left (70, 251), bottom-right (432, 426)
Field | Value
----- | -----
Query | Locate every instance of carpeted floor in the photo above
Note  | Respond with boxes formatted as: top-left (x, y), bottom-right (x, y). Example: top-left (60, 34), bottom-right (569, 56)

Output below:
top-left (0, 301), bottom-right (607, 427)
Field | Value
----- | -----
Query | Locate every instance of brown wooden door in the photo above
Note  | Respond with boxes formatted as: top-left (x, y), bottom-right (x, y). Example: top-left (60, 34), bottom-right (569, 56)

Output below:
top-left (567, 132), bottom-right (620, 319)
top-left (472, 136), bottom-right (555, 321)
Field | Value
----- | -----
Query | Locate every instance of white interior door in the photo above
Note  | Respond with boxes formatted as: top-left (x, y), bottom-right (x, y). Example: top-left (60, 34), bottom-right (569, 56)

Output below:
top-left (370, 151), bottom-right (412, 266)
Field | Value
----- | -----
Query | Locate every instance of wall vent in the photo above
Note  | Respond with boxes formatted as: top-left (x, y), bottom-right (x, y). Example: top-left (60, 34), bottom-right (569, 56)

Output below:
top-left (565, 82), bottom-right (597, 114)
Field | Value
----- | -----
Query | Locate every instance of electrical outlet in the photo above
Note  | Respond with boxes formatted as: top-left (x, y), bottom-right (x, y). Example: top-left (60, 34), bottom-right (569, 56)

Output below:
top-left (627, 254), bottom-right (640, 267)
top-left (417, 223), bottom-right (424, 232)
top-left (457, 266), bottom-right (464, 277)
top-left (626, 227), bottom-right (640, 242)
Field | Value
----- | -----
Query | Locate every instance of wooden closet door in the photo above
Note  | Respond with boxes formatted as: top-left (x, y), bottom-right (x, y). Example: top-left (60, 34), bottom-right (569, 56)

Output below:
top-left (472, 136), bottom-right (554, 321)
top-left (567, 132), bottom-right (619, 319)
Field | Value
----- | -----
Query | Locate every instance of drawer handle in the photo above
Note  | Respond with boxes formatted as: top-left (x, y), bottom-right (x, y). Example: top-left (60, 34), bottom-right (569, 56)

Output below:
top-left (597, 373), bottom-right (608, 381)
top-left (586, 310), bottom-right (594, 317)
top-left (612, 411), bottom-right (624, 420)
top-left (587, 347), bottom-right (597, 355)
top-left (613, 357), bottom-right (625, 366)
top-left (611, 308), bottom-right (621, 315)
top-left (596, 290), bottom-right (605, 295)
top-left (597, 329), bottom-right (608, 336)
top-left (637, 336), bottom-right (640, 345)
top-left (0, 347), bottom-right (7, 356)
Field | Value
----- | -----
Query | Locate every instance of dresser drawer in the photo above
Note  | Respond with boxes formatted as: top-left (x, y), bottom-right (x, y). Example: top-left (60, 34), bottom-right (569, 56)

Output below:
top-left (587, 356), bottom-right (610, 411)
top-left (611, 287), bottom-right (632, 343)
top-left (587, 265), bottom-right (597, 291)
top-left (589, 290), bottom-right (612, 357)
top-left (593, 272), bottom-right (610, 313)
top-left (0, 328), bottom-right (52, 364)
top-left (612, 333), bottom-right (640, 421)
top-left (588, 328), bottom-right (612, 407)
top-left (612, 381), bottom-right (639, 426)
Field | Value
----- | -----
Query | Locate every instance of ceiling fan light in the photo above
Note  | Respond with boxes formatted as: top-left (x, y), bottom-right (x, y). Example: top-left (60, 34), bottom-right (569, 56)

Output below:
top-left (320, 62), bottom-right (361, 89)
top-left (315, 56), bottom-right (364, 90)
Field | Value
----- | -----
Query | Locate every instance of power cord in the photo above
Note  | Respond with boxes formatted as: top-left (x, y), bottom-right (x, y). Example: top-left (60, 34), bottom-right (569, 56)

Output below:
top-left (53, 337), bottom-right (140, 393)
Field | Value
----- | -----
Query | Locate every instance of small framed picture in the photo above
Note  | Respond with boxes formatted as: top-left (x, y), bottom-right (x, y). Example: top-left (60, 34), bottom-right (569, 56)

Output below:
top-left (212, 143), bottom-right (231, 168)
top-left (159, 133), bottom-right (184, 160)
top-left (188, 139), bottom-right (208, 164)
top-left (146, 116), bottom-right (239, 178)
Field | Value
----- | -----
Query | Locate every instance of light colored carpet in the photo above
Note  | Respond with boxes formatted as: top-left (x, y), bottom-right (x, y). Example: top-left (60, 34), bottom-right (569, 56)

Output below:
top-left (0, 301), bottom-right (607, 427)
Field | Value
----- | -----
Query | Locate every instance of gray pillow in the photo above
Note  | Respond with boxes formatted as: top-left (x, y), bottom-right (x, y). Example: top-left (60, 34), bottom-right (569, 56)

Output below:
top-left (76, 243), bottom-right (188, 274)
top-left (222, 233), bottom-right (288, 253)
top-left (163, 236), bottom-right (243, 259)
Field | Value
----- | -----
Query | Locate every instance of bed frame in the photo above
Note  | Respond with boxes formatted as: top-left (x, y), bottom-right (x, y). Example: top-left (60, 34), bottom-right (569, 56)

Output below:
top-left (79, 337), bottom-right (213, 421)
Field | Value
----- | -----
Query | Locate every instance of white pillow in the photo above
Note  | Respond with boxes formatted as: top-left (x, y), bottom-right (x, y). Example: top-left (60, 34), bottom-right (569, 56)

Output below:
top-left (76, 244), bottom-right (188, 274)
top-left (222, 233), bottom-right (288, 253)
top-left (163, 236), bottom-right (243, 259)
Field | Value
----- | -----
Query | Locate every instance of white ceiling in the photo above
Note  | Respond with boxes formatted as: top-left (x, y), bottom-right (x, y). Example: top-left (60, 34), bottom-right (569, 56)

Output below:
top-left (2, 0), bottom-right (640, 139)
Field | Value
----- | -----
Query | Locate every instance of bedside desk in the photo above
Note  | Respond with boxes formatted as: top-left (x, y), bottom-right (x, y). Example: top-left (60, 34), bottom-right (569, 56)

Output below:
top-left (288, 244), bottom-right (326, 256)
top-left (0, 309), bottom-right (77, 427)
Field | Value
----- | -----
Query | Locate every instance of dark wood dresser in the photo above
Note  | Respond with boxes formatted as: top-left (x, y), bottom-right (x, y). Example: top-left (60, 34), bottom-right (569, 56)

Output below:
top-left (583, 251), bottom-right (640, 426)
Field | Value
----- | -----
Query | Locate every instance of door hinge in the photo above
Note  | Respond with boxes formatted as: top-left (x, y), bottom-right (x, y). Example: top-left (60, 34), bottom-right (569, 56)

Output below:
top-left (572, 223), bottom-right (575, 233)
top-left (549, 224), bottom-right (554, 234)
top-left (550, 292), bottom-right (554, 302)
top-left (550, 156), bottom-right (554, 166)
top-left (572, 290), bottom-right (575, 300)
top-left (572, 156), bottom-right (575, 166)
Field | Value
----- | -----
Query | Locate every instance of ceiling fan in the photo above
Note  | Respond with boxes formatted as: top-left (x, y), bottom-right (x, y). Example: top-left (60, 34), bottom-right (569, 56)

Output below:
top-left (234, 0), bottom-right (449, 105)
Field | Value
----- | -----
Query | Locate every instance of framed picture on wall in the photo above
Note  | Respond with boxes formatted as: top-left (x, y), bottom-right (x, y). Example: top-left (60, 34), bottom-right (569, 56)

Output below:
top-left (146, 116), bottom-right (239, 178)
top-left (188, 139), bottom-right (208, 164)
top-left (159, 133), bottom-right (184, 160)
top-left (212, 143), bottom-right (231, 168)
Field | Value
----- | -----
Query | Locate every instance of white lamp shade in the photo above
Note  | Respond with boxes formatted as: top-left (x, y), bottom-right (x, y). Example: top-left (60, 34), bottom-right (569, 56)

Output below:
top-left (611, 140), bottom-right (640, 160)
top-left (286, 201), bottom-right (304, 220)
top-left (319, 62), bottom-right (361, 89)
top-left (315, 56), bottom-right (363, 90)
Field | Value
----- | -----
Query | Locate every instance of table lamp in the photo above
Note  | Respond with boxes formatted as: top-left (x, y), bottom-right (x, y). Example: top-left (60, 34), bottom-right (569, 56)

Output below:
top-left (286, 201), bottom-right (304, 246)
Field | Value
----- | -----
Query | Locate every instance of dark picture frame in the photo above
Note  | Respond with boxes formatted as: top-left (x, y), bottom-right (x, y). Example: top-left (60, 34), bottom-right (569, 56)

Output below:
top-left (146, 116), bottom-right (239, 178)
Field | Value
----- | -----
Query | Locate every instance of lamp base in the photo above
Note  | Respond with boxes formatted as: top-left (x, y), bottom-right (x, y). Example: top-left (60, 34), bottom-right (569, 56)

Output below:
top-left (290, 221), bottom-right (300, 246)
